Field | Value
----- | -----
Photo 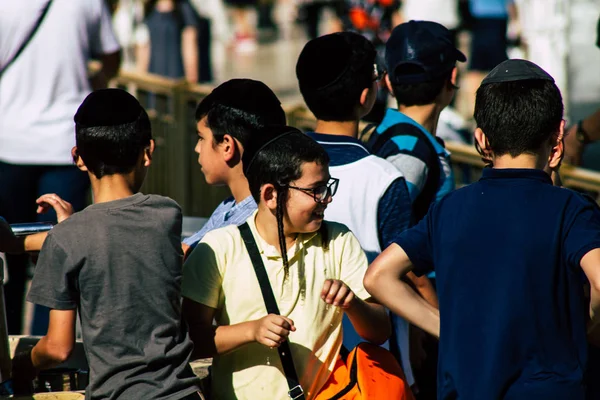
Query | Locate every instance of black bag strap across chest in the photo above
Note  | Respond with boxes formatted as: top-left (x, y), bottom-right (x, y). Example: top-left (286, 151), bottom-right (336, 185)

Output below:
top-left (238, 223), bottom-right (305, 400)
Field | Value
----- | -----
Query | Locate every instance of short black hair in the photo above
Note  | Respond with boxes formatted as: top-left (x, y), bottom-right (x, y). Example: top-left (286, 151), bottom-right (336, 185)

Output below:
top-left (195, 79), bottom-right (286, 148)
top-left (390, 64), bottom-right (453, 106)
top-left (296, 32), bottom-right (376, 122)
top-left (474, 79), bottom-right (564, 157)
top-left (76, 111), bottom-right (152, 179)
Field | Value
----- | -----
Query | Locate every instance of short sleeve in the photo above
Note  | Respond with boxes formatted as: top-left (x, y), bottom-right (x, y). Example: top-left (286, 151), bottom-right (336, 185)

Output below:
top-left (393, 207), bottom-right (434, 276)
top-left (89, 0), bottom-right (121, 56)
top-left (564, 198), bottom-right (600, 268)
top-left (181, 231), bottom-right (225, 309)
top-left (27, 233), bottom-right (79, 310)
top-left (338, 230), bottom-right (371, 301)
top-left (180, 2), bottom-right (199, 28)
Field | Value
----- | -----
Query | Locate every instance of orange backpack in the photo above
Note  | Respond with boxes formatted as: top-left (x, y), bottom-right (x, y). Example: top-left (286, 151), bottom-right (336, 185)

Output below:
top-left (315, 342), bottom-right (415, 400)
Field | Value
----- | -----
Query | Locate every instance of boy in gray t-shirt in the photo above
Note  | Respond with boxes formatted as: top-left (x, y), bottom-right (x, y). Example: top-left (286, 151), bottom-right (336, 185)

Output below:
top-left (11, 89), bottom-right (202, 400)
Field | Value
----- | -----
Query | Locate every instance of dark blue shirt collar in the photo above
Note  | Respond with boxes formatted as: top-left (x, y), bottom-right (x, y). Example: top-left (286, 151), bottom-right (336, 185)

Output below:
top-left (480, 168), bottom-right (553, 184)
top-left (306, 132), bottom-right (370, 166)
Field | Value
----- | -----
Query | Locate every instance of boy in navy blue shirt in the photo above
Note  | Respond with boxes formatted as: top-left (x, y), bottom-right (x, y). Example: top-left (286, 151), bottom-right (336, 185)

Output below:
top-left (365, 59), bottom-right (600, 399)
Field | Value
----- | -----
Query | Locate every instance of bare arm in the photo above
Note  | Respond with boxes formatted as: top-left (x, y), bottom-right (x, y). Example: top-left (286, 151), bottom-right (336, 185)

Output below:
top-left (182, 298), bottom-right (295, 359)
top-left (31, 309), bottom-right (77, 370)
top-left (345, 298), bottom-right (391, 344)
top-left (564, 109), bottom-right (600, 165)
top-left (406, 271), bottom-right (439, 309)
top-left (181, 27), bottom-right (199, 83)
top-left (364, 243), bottom-right (440, 338)
top-left (91, 50), bottom-right (121, 90)
top-left (321, 279), bottom-right (391, 344)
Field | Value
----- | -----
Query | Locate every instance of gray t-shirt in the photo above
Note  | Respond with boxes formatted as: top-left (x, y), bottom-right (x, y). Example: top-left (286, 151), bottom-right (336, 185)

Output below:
top-left (28, 193), bottom-right (200, 400)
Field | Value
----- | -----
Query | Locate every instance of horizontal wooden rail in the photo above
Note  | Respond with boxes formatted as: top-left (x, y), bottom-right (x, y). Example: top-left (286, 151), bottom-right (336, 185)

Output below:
top-left (93, 70), bottom-right (600, 213)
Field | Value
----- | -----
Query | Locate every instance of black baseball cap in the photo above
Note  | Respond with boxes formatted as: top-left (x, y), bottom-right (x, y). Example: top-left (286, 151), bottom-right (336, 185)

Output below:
top-left (386, 20), bottom-right (466, 85)
top-left (481, 59), bottom-right (555, 85)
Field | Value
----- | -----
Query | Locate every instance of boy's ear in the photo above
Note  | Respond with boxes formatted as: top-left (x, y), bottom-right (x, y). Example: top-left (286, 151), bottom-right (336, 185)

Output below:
top-left (261, 184), bottom-right (278, 211)
top-left (384, 74), bottom-right (395, 97)
top-left (548, 120), bottom-right (566, 170)
top-left (143, 139), bottom-right (155, 167)
top-left (450, 66), bottom-right (459, 88)
top-left (474, 128), bottom-right (492, 159)
top-left (71, 147), bottom-right (88, 172)
top-left (220, 134), bottom-right (238, 162)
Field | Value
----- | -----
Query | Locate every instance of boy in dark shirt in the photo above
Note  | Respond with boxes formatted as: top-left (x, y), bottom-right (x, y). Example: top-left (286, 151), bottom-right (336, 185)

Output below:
top-left (11, 89), bottom-right (202, 400)
top-left (365, 59), bottom-right (600, 399)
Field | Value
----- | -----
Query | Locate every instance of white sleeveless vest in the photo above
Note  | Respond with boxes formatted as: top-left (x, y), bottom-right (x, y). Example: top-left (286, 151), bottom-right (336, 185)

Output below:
top-left (325, 154), bottom-right (403, 262)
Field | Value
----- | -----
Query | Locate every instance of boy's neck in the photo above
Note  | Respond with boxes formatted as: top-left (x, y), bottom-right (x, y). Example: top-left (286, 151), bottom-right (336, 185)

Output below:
top-left (90, 174), bottom-right (138, 204)
top-left (398, 103), bottom-right (442, 135)
top-left (225, 166), bottom-right (252, 203)
top-left (314, 120), bottom-right (360, 138)
top-left (492, 153), bottom-right (548, 170)
top-left (254, 207), bottom-right (297, 253)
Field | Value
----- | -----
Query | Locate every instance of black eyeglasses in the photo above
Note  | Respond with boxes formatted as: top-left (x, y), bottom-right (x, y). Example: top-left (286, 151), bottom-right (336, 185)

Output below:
top-left (287, 178), bottom-right (339, 203)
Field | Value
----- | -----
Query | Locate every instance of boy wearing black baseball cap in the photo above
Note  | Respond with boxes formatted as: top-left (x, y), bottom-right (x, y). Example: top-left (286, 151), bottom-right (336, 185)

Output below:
top-left (11, 89), bottom-right (203, 399)
top-left (365, 59), bottom-right (600, 399)
top-left (367, 20), bottom-right (466, 223)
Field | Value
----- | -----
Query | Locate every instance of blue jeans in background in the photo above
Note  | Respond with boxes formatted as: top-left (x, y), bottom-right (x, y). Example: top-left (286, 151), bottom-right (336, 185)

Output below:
top-left (0, 161), bottom-right (89, 335)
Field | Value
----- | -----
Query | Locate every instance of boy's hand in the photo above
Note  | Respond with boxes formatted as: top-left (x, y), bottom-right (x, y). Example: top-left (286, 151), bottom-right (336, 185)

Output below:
top-left (321, 279), bottom-right (356, 309)
top-left (36, 194), bottom-right (74, 223)
top-left (0, 217), bottom-right (23, 254)
top-left (252, 314), bottom-right (296, 348)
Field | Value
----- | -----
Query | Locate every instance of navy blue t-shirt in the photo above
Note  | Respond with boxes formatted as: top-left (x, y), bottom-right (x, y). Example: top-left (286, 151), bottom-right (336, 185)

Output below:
top-left (395, 168), bottom-right (600, 400)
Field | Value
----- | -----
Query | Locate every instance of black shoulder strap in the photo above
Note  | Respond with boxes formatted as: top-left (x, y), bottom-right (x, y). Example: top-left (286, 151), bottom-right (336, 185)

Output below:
top-left (366, 122), bottom-right (441, 222)
top-left (0, 0), bottom-right (53, 79)
top-left (238, 223), bottom-right (305, 400)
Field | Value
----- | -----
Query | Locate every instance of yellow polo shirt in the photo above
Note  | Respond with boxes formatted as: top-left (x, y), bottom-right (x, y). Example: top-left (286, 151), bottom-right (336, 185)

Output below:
top-left (182, 212), bottom-right (370, 400)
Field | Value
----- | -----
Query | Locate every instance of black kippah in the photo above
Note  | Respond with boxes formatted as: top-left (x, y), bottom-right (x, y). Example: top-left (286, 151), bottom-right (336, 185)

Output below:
top-left (481, 59), bottom-right (554, 85)
top-left (242, 125), bottom-right (301, 175)
top-left (204, 79), bottom-right (285, 124)
top-left (296, 32), bottom-right (375, 90)
top-left (74, 88), bottom-right (144, 127)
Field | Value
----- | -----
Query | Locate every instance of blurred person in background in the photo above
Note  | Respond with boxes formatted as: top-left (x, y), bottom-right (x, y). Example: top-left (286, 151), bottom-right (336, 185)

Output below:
top-left (257, 0), bottom-right (278, 43)
top-left (224, 0), bottom-right (259, 52)
top-left (137, 0), bottom-right (199, 83)
top-left (464, 0), bottom-right (518, 118)
top-left (563, 14), bottom-right (600, 170)
top-left (298, 0), bottom-right (345, 40)
top-left (335, 0), bottom-right (401, 123)
top-left (399, 0), bottom-right (459, 45)
top-left (0, 0), bottom-right (121, 335)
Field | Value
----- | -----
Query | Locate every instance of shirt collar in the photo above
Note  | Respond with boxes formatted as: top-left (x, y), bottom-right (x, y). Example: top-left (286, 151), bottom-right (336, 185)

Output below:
top-left (246, 210), bottom-right (319, 261)
top-left (480, 168), bottom-right (553, 184)
top-left (306, 132), bottom-right (370, 166)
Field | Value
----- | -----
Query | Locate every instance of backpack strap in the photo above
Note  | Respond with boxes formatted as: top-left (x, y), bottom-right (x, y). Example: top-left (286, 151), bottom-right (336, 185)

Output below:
top-left (238, 223), bottom-right (305, 400)
top-left (0, 0), bottom-right (53, 79)
top-left (366, 122), bottom-right (441, 222)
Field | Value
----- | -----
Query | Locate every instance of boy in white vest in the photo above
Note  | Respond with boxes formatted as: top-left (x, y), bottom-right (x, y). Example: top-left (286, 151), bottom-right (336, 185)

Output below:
top-left (295, 31), bottom-right (438, 390)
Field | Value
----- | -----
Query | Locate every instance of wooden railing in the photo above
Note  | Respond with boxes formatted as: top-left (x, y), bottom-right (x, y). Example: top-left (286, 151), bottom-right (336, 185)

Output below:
top-left (107, 70), bottom-right (600, 216)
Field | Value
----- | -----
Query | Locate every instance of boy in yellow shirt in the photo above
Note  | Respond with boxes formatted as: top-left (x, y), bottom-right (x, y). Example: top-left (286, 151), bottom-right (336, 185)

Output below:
top-left (182, 126), bottom-right (391, 399)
